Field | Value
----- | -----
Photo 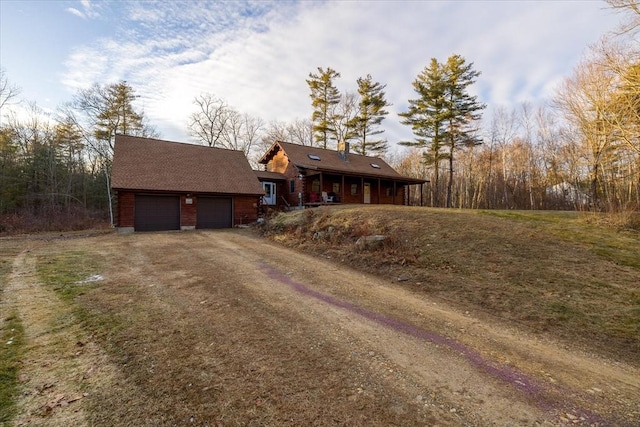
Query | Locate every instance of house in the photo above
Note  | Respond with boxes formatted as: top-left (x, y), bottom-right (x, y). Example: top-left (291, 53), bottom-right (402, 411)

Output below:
top-left (111, 135), bottom-right (263, 232)
top-left (257, 140), bottom-right (427, 208)
top-left (546, 181), bottom-right (589, 208)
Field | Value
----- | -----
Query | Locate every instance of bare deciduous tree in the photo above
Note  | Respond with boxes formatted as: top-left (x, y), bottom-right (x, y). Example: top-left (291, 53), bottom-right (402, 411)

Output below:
top-left (189, 93), bottom-right (230, 148)
top-left (261, 118), bottom-right (313, 148)
top-left (0, 68), bottom-right (21, 112)
top-left (329, 91), bottom-right (358, 146)
top-left (555, 38), bottom-right (639, 210)
top-left (189, 93), bottom-right (265, 165)
top-left (606, 0), bottom-right (640, 35)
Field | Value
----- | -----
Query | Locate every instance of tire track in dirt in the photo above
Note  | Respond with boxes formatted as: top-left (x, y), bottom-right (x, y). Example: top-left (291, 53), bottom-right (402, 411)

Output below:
top-left (79, 232), bottom-right (455, 425)
top-left (202, 230), bottom-right (640, 426)
top-left (4, 249), bottom-right (122, 427)
top-left (256, 262), bottom-right (603, 424)
top-left (195, 232), bottom-right (547, 425)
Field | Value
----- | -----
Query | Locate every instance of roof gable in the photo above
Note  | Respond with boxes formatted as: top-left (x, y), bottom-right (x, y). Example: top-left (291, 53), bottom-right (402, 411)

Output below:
top-left (111, 135), bottom-right (263, 195)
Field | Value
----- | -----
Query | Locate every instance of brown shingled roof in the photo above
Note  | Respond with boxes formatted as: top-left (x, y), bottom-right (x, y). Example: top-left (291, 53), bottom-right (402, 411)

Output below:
top-left (259, 141), bottom-right (426, 183)
top-left (111, 135), bottom-right (264, 195)
top-left (254, 170), bottom-right (287, 181)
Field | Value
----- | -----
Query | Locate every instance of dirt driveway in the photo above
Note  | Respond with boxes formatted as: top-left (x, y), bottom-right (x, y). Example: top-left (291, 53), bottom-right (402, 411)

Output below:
top-left (4, 230), bottom-right (639, 426)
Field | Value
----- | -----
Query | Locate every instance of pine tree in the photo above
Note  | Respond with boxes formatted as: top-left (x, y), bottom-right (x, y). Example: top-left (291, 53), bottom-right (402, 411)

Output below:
top-left (399, 58), bottom-right (449, 207)
top-left (307, 67), bottom-right (341, 149)
top-left (71, 80), bottom-right (156, 225)
top-left (349, 74), bottom-right (391, 156)
top-left (442, 55), bottom-right (485, 208)
top-left (399, 56), bottom-right (485, 207)
top-left (94, 81), bottom-right (144, 152)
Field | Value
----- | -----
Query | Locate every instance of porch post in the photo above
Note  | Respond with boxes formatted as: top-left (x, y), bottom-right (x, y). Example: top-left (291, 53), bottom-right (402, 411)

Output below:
top-left (377, 178), bottom-right (381, 204)
top-left (361, 177), bottom-right (364, 203)
top-left (393, 181), bottom-right (397, 205)
top-left (341, 175), bottom-right (345, 202)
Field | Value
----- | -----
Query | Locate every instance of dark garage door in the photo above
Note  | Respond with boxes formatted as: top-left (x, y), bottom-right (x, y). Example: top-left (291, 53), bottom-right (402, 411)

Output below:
top-left (197, 197), bottom-right (232, 229)
top-left (134, 195), bottom-right (180, 231)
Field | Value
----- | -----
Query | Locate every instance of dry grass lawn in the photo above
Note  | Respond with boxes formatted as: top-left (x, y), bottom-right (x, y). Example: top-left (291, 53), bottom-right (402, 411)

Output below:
top-left (262, 206), bottom-right (640, 366)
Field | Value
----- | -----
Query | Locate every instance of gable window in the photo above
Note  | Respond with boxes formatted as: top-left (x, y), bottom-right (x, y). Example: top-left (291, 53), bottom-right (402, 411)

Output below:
top-left (370, 163), bottom-right (381, 169)
top-left (308, 154), bottom-right (321, 161)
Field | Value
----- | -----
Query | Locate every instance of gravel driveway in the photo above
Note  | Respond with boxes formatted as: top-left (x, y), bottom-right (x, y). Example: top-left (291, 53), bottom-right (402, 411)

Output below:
top-left (4, 229), bottom-right (639, 426)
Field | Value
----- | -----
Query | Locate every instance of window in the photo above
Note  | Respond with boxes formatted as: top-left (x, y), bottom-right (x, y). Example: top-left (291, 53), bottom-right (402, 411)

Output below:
top-left (370, 163), bottom-right (381, 169)
top-left (290, 179), bottom-right (295, 193)
top-left (311, 180), bottom-right (320, 192)
top-left (386, 187), bottom-right (392, 197)
top-left (332, 183), bottom-right (340, 193)
top-left (308, 154), bottom-right (321, 161)
top-left (351, 183), bottom-right (358, 195)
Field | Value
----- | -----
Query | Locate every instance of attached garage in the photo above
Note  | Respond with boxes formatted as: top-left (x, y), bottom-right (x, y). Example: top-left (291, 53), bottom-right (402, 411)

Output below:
top-left (197, 196), bottom-right (232, 229)
top-left (134, 195), bottom-right (180, 231)
top-left (112, 136), bottom-right (263, 232)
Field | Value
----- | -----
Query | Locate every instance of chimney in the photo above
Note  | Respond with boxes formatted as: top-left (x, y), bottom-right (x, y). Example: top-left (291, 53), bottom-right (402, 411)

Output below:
top-left (338, 140), bottom-right (349, 161)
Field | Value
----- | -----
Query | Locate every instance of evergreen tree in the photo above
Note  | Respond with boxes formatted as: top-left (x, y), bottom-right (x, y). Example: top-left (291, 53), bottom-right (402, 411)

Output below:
top-left (0, 126), bottom-right (21, 214)
top-left (70, 81), bottom-right (156, 225)
top-left (54, 118), bottom-right (87, 209)
top-left (399, 58), bottom-right (449, 207)
top-left (399, 55), bottom-right (484, 207)
top-left (442, 55), bottom-right (485, 208)
top-left (307, 67), bottom-right (341, 149)
top-left (349, 74), bottom-right (391, 156)
top-left (94, 81), bottom-right (145, 155)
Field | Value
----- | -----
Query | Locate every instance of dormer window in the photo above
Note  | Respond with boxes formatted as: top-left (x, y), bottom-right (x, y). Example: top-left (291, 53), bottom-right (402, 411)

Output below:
top-left (308, 154), bottom-right (321, 161)
top-left (370, 163), bottom-right (381, 169)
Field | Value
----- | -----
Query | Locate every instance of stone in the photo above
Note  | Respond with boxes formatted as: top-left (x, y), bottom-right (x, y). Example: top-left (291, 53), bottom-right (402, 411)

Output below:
top-left (355, 235), bottom-right (386, 249)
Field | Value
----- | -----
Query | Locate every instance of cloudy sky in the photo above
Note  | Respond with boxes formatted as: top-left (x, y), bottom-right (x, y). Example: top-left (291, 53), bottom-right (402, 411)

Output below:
top-left (0, 0), bottom-right (624, 153)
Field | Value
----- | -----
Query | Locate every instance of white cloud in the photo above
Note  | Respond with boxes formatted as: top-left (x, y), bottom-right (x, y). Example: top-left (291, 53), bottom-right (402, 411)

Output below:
top-left (66, 0), bottom-right (100, 20)
top-left (66, 7), bottom-right (85, 19)
top-left (59, 0), bottom-right (621, 146)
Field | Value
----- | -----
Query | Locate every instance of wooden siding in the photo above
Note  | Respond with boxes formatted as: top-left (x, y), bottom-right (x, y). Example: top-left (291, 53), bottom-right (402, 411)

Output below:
top-left (117, 191), bottom-right (135, 227)
top-left (234, 196), bottom-right (259, 225)
top-left (282, 162), bottom-right (302, 207)
top-left (181, 195), bottom-right (197, 227)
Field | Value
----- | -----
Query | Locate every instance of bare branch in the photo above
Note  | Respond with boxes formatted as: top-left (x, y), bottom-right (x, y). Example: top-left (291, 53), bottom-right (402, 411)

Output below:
top-left (0, 68), bottom-right (22, 113)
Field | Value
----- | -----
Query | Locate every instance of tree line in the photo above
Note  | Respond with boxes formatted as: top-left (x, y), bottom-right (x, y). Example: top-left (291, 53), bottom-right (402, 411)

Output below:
top-left (395, 30), bottom-right (639, 212)
top-left (0, 78), bottom-right (156, 231)
top-left (0, 1), bottom-right (638, 231)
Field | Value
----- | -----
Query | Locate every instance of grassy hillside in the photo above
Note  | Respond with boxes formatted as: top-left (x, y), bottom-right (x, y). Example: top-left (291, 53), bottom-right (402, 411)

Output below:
top-left (259, 205), bottom-right (640, 366)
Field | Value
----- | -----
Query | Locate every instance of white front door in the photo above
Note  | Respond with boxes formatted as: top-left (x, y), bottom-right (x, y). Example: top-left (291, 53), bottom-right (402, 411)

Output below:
top-left (364, 182), bottom-right (371, 204)
top-left (262, 182), bottom-right (276, 205)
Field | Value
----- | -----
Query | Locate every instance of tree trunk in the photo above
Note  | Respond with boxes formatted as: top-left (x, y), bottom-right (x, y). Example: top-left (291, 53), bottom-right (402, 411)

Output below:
top-left (446, 151), bottom-right (453, 208)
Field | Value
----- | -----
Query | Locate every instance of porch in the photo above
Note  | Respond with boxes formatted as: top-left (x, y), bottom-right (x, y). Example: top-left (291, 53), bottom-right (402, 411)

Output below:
top-left (302, 171), bottom-right (424, 206)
